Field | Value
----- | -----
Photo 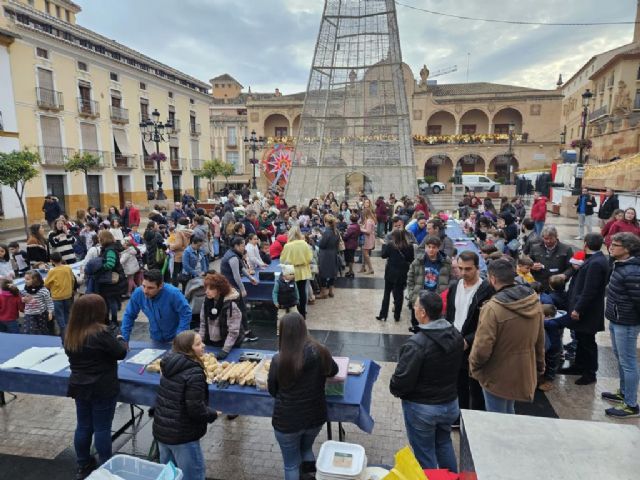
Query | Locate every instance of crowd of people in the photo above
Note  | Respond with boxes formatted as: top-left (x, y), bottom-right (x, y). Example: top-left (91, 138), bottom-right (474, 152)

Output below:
top-left (0, 185), bottom-right (639, 478)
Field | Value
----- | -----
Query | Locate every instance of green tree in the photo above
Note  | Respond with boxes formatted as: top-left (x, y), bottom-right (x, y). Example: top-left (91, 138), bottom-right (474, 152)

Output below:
top-left (65, 151), bottom-right (101, 188)
top-left (0, 149), bottom-right (40, 239)
top-left (219, 161), bottom-right (236, 186)
top-left (197, 159), bottom-right (223, 198)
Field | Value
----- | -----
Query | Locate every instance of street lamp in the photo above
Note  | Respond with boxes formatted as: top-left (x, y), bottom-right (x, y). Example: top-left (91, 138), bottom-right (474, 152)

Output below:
top-left (574, 88), bottom-right (594, 193)
top-left (244, 129), bottom-right (264, 190)
top-left (506, 122), bottom-right (515, 184)
top-left (140, 108), bottom-right (173, 200)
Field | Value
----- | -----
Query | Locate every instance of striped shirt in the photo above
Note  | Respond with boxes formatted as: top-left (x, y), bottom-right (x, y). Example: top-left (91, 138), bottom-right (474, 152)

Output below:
top-left (22, 287), bottom-right (54, 315)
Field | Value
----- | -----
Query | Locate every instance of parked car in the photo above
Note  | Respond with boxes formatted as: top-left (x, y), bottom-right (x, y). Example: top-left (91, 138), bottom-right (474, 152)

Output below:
top-left (461, 175), bottom-right (499, 192)
top-left (418, 181), bottom-right (447, 195)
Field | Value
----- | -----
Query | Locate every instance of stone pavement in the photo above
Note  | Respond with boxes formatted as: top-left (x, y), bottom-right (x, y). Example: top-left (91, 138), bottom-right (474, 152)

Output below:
top-left (0, 209), bottom-right (637, 479)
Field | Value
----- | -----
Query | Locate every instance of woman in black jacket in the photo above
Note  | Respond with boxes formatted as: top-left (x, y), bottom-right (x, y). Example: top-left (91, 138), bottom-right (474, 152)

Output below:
top-left (377, 229), bottom-right (414, 322)
top-left (153, 330), bottom-right (218, 480)
top-left (317, 215), bottom-right (340, 299)
top-left (268, 313), bottom-right (338, 480)
top-left (64, 294), bottom-right (127, 480)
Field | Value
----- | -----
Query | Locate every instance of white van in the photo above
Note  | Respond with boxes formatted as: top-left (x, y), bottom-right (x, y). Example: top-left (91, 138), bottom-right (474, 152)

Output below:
top-left (461, 175), bottom-right (499, 192)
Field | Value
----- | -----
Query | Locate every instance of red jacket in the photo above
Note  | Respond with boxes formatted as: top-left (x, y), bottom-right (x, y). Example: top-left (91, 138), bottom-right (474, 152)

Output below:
top-left (606, 220), bottom-right (640, 245)
top-left (530, 197), bottom-right (547, 222)
top-left (0, 290), bottom-right (23, 322)
top-left (125, 207), bottom-right (141, 227)
top-left (270, 234), bottom-right (288, 259)
top-left (414, 202), bottom-right (430, 218)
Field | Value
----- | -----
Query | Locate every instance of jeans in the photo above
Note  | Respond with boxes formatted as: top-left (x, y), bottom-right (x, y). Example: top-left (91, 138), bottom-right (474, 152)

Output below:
top-left (0, 320), bottom-right (19, 333)
top-left (379, 278), bottom-right (406, 320)
top-left (74, 396), bottom-right (117, 467)
top-left (274, 426), bottom-right (323, 480)
top-left (483, 389), bottom-right (515, 414)
top-left (296, 279), bottom-right (308, 318)
top-left (574, 331), bottom-right (598, 378)
top-left (53, 297), bottom-right (72, 340)
top-left (103, 296), bottom-right (120, 327)
top-left (213, 238), bottom-right (220, 257)
top-left (544, 313), bottom-right (571, 379)
top-left (376, 221), bottom-right (386, 238)
top-left (401, 399), bottom-right (459, 472)
top-left (610, 322), bottom-right (640, 407)
top-left (158, 440), bottom-right (206, 480)
top-left (577, 214), bottom-right (592, 238)
top-left (534, 221), bottom-right (545, 235)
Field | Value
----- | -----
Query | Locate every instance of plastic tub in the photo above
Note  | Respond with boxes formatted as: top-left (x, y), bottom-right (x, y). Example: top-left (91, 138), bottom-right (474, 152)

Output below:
top-left (316, 440), bottom-right (366, 477)
top-left (88, 455), bottom-right (183, 480)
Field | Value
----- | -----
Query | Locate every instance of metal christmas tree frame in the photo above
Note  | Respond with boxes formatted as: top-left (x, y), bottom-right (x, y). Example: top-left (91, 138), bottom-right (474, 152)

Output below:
top-left (286, 0), bottom-right (417, 204)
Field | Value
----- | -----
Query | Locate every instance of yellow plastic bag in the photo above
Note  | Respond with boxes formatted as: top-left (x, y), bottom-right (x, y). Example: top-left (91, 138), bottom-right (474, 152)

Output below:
top-left (383, 446), bottom-right (427, 480)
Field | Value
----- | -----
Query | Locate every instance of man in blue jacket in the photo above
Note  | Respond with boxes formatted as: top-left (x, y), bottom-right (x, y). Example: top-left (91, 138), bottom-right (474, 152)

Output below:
top-left (119, 269), bottom-right (192, 344)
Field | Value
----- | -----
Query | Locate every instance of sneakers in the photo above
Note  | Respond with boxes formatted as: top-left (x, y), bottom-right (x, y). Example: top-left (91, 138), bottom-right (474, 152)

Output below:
top-left (575, 375), bottom-right (596, 385)
top-left (601, 390), bottom-right (625, 405)
top-left (244, 332), bottom-right (259, 342)
top-left (605, 404), bottom-right (640, 419)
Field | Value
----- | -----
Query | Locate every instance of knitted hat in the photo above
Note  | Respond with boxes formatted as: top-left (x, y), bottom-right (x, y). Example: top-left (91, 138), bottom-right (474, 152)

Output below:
top-left (570, 250), bottom-right (586, 266)
top-left (281, 264), bottom-right (295, 276)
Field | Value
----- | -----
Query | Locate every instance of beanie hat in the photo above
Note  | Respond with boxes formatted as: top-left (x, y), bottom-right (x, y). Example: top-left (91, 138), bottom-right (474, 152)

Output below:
top-left (281, 264), bottom-right (295, 276)
top-left (570, 250), bottom-right (586, 266)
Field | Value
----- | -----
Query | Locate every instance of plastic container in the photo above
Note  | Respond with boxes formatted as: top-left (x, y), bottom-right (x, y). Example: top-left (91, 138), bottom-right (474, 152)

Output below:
top-left (316, 440), bottom-right (366, 478)
top-left (325, 356), bottom-right (349, 396)
top-left (88, 455), bottom-right (183, 480)
top-left (254, 355), bottom-right (273, 391)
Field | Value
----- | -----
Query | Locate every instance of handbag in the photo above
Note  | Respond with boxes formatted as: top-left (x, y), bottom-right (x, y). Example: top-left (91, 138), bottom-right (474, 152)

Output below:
top-left (338, 234), bottom-right (346, 252)
top-left (96, 270), bottom-right (120, 285)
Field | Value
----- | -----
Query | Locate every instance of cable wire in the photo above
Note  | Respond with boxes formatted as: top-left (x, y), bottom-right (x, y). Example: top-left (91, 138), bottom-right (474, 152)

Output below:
top-left (395, 1), bottom-right (637, 26)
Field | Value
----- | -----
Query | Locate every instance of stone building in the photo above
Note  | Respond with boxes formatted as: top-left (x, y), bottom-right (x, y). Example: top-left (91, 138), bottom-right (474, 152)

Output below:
top-left (560, 0), bottom-right (640, 169)
top-left (0, 0), bottom-right (212, 225)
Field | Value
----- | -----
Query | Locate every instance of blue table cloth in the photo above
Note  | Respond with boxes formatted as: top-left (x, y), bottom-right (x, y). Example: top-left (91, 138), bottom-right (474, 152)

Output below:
top-left (242, 259), bottom-right (281, 302)
top-left (0, 333), bottom-right (380, 433)
top-left (445, 220), bottom-right (487, 274)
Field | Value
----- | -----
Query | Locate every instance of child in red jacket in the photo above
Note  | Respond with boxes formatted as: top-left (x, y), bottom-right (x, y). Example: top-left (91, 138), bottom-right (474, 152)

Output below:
top-left (0, 279), bottom-right (24, 333)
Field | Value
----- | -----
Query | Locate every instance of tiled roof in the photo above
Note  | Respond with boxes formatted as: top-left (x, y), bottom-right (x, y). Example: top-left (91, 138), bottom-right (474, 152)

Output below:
top-left (210, 73), bottom-right (242, 85)
top-left (212, 91), bottom-right (306, 105)
top-left (426, 82), bottom-right (547, 96)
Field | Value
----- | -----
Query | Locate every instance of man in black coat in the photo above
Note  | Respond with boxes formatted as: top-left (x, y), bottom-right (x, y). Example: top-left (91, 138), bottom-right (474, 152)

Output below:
top-left (42, 195), bottom-right (62, 228)
top-left (597, 188), bottom-right (619, 227)
top-left (445, 251), bottom-right (494, 413)
top-left (529, 225), bottom-right (573, 291)
top-left (560, 233), bottom-right (608, 385)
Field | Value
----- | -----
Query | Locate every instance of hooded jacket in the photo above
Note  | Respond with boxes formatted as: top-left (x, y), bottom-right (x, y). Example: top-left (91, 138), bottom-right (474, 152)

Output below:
top-left (469, 283), bottom-right (545, 402)
top-left (390, 319), bottom-right (464, 404)
top-left (530, 196), bottom-right (547, 222)
top-left (605, 256), bottom-right (640, 326)
top-left (152, 352), bottom-right (218, 445)
top-left (198, 289), bottom-right (244, 352)
top-left (269, 234), bottom-right (288, 259)
top-left (169, 228), bottom-right (193, 263)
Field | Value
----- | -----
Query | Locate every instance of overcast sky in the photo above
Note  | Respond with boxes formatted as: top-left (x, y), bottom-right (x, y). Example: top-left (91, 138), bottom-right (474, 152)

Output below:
top-left (75, 0), bottom-right (635, 94)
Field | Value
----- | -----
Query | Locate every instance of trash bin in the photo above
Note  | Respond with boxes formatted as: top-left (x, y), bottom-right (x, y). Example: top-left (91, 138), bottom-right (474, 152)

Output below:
top-left (87, 455), bottom-right (183, 480)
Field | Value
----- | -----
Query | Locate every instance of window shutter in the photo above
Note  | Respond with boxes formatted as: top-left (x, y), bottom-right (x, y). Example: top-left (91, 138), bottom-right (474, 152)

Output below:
top-left (37, 68), bottom-right (54, 90)
top-left (40, 116), bottom-right (62, 147)
top-left (190, 139), bottom-right (199, 159)
top-left (80, 123), bottom-right (99, 151)
top-left (113, 128), bottom-right (132, 154)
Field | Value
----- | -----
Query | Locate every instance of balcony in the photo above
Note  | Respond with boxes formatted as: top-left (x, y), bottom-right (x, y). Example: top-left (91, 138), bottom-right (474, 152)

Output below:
top-left (36, 87), bottom-right (64, 110)
top-left (169, 157), bottom-right (184, 170)
top-left (78, 149), bottom-right (107, 168)
top-left (191, 158), bottom-right (204, 170)
top-left (589, 105), bottom-right (609, 122)
top-left (110, 106), bottom-right (129, 124)
top-left (112, 153), bottom-right (138, 169)
top-left (226, 140), bottom-right (238, 149)
top-left (142, 157), bottom-right (156, 170)
top-left (38, 146), bottom-right (75, 166)
top-left (78, 98), bottom-right (99, 118)
top-left (189, 123), bottom-right (201, 137)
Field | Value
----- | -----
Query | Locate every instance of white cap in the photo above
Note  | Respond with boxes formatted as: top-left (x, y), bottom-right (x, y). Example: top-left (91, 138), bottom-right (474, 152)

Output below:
top-left (281, 264), bottom-right (295, 276)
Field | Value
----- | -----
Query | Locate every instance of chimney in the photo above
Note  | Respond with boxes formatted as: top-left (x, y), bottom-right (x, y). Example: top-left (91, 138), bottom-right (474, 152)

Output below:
top-left (635, 0), bottom-right (640, 44)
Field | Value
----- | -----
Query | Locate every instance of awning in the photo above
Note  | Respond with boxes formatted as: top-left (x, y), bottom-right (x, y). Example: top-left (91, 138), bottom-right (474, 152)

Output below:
top-left (113, 128), bottom-right (132, 155)
top-left (143, 138), bottom-right (156, 156)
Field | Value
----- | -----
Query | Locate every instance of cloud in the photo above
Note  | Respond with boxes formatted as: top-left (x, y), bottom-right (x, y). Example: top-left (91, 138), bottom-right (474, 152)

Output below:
top-left (75, 0), bottom-right (636, 93)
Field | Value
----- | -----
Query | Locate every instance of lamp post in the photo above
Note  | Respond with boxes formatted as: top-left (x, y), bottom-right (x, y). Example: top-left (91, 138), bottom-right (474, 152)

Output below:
top-left (506, 121), bottom-right (515, 184)
top-left (574, 89), bottom-right (593, 193)
top-left (140, 108), bottom-right (173, 200)
top-left (244, 129), bottom-right (264, 190)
